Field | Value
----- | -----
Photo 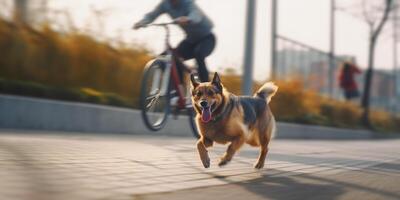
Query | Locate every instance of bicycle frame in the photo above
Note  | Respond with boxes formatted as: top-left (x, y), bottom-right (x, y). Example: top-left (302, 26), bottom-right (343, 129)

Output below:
top-left (146, 22), bottom-right (192, 109)
top-left (139, 22), bottom-right (200, 137)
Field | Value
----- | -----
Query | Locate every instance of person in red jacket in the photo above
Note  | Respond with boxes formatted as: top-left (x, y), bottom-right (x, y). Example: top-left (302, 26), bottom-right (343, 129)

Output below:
top-left (338, 61), bottom-right (362, 100)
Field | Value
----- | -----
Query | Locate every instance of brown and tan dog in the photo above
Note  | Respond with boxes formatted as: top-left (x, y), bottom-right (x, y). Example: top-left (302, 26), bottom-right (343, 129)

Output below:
top-left (190, 72), bottom-right (278, 169)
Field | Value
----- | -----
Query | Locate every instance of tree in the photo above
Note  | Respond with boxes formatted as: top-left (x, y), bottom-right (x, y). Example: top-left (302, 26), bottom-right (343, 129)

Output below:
top-left (360, 0), bottom-right (395, 127)
top-left (14, 0), bottom-right (28, 23)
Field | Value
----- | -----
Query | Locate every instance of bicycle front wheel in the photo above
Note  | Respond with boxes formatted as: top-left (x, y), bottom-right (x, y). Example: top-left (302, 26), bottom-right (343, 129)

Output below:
top-left (187, 107), bottom-right (200, 138)
top-left (139, 60), bottom-right (171, 131)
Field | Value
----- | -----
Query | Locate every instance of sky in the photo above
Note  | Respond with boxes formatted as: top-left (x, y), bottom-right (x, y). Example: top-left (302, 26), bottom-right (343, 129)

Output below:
top-left (3, 0), bottom-right (398, 81)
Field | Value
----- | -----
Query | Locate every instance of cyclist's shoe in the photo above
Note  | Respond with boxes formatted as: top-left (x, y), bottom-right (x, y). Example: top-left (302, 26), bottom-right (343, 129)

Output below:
top-left (169, 90), bottom-right (180, 119)
top-left (170, 96), bottom-right (179, 107)
top-left (149, 89), bottom-right (160, 96)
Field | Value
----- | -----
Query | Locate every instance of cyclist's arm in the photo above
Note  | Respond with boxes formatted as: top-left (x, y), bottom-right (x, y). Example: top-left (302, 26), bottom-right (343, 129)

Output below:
top-left (138, 2), bottom-right (166, 25)
top-left (186, 1), bottom-right (202, 24)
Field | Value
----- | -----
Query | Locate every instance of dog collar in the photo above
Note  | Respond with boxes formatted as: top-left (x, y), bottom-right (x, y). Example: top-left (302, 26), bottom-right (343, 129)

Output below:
top-left (210, 96), bottom-right (235, 123)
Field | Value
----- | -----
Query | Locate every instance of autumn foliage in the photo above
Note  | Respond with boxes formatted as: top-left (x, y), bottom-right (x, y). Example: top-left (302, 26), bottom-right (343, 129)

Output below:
top-left (0, 19), bottom-right (151, 105)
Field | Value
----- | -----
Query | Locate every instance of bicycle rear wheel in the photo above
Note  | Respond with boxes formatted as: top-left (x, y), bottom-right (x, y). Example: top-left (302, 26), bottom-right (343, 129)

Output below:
top-left (140, 60), bottom-right (171, 131)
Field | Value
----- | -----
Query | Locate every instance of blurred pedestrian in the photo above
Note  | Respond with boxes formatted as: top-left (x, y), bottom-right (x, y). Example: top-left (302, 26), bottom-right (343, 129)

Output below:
top-left (338, 60), bottom-right (361, 101)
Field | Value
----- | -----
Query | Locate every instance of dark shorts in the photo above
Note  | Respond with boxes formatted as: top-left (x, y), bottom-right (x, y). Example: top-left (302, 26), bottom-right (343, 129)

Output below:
top-left (344, 89), bottom-right (360, 100)
top-left (176, 33), bottom-right (216, 60)
top-left (175, 33), bottom-right (216, 82)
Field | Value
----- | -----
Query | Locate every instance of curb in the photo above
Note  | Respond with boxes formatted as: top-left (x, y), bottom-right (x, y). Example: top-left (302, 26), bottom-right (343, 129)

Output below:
top-left (1, 94), bottom-right (394, 140)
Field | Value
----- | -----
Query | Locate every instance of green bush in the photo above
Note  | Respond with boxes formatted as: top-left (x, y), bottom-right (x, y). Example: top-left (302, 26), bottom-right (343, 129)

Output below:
top-left (319, 99), bottom-right (363, 128)
top-left (369, 110), bottom-right (400, 133)
top-left (269, 80), bottom-right (320, 122)
top-left (0, 78), bottom-right (133, 108)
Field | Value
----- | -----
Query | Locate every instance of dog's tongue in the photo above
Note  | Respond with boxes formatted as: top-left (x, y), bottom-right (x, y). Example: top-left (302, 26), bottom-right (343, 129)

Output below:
top-left (201, 107), bottom-right (212, 123)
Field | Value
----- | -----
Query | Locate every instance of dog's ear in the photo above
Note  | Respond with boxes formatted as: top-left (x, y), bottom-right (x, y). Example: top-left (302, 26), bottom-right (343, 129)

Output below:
top-left (190, 73), bottom-right (199, 88)
top-left (211, 72), bottom-right (222, 93)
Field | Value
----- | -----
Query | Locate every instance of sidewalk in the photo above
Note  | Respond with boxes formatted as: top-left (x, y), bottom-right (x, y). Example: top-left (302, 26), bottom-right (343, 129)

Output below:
top-left (1, 130), bottom-right (400, 200)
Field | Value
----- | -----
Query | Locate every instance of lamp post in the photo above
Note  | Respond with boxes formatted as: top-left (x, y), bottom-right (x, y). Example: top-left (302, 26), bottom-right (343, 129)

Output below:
top-left (242, 0), bottom-right (257, 95)
top-left (270, 0), bottom-right (278, 80)
top-left (328, 0), bottom-right (336, 97)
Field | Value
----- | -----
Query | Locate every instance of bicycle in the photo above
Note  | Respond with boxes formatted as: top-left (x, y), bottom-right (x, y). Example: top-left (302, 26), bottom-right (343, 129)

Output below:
top-left (138, 22), bottom-right (200, 138)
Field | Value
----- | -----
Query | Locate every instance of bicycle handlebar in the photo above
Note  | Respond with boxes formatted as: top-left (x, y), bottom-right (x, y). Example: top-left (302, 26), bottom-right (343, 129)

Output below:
top-left (141, 22), bottom-right (177, 49)
top-left (136, 21), bottom-right (195, 73)
top-left (143, 21), bottom-right (177, 28)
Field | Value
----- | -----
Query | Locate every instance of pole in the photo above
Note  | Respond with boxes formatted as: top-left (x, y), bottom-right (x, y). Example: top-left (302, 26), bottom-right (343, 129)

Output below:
top-left (242, 0), bottom-right (256, 95)
top-left (393, 0), bottom-right (399, 112)
top-left (270, 0), bottom-right (278, 80)
top-left (328, 0), bottom-right (336, 97)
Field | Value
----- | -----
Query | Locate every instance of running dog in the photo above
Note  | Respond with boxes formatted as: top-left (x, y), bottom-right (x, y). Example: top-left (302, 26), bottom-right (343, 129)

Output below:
top-left (190, 72), bottom-right (278, 169)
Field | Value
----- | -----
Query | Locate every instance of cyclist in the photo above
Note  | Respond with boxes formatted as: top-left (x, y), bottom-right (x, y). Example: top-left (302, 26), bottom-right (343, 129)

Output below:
top-left (133, 0), bottom-right (216, 82)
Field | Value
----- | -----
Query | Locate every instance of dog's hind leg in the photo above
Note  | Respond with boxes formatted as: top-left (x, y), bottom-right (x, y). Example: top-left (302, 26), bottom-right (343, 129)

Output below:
top-left (254, 115), bottom-right (274, 169)
top-left (254, 127), bottom-right (272, 169)
top-left (197, 138), bottom-right (213, 168)
top-left (218, 136), bottom-right (245, 167)
top-left (254, 143), bottom-right (269, 169)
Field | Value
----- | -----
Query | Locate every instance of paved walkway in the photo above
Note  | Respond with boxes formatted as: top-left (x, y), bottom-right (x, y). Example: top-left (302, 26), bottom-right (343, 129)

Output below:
top-left (0, 130), bottom-right (399, 200)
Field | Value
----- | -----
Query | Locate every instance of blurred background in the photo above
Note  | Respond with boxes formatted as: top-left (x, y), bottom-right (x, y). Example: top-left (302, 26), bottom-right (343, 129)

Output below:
top-left (0, 0), bottom-right (399, 133)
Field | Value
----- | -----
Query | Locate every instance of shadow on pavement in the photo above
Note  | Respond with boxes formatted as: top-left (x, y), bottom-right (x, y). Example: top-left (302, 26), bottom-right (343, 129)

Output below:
top-left (136, 166), bottom-right (400, 200)
top-left (236, 171), bottom-right (344, 200)
top-left (134, 168), bottom-right (344, 200)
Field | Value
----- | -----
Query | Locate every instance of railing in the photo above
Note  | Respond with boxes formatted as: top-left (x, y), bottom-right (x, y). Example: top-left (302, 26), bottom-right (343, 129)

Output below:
top-left (275, 34), bottom-right (398, 113)
top-left (276, 34), bottom-right (347, 100)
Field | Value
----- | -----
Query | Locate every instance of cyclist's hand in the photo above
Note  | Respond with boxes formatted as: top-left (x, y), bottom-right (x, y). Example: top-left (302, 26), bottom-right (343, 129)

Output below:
top-left (175, 16), bottom-right (190, 26)
top-left (133, 22), bottom-right (146, 30)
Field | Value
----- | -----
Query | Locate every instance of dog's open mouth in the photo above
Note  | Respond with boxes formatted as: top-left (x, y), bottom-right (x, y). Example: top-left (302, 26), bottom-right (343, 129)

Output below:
top-left (201, 106), bottom-right (212, 123)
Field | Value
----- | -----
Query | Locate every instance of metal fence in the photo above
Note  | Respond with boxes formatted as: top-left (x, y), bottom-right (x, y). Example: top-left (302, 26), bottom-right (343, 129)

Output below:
top-left (276, 35), bottom-right (346, 100)
top-left (275, 34), bottom-right (399, 112)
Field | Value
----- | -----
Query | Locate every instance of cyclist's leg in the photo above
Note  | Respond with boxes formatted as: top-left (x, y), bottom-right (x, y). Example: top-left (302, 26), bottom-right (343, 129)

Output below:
top-left (193, 34), bottom-right (216, 82)
top-left (175, 39), bottom-right (195, 81)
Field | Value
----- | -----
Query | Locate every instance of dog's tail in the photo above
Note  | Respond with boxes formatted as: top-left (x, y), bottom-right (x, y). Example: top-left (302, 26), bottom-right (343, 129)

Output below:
top-left (271, 115), bottom-right (277, 138)
top-left (255, 82), bottom-right (278, 103)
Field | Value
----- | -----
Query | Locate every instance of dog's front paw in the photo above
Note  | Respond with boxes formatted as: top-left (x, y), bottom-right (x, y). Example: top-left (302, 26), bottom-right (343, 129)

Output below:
top-left (201, 156), bottom-right (210, 168)
top-left (254, 161), bottom-right (265, 169)
top-left (218, 158), bottom-right (230, 167)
